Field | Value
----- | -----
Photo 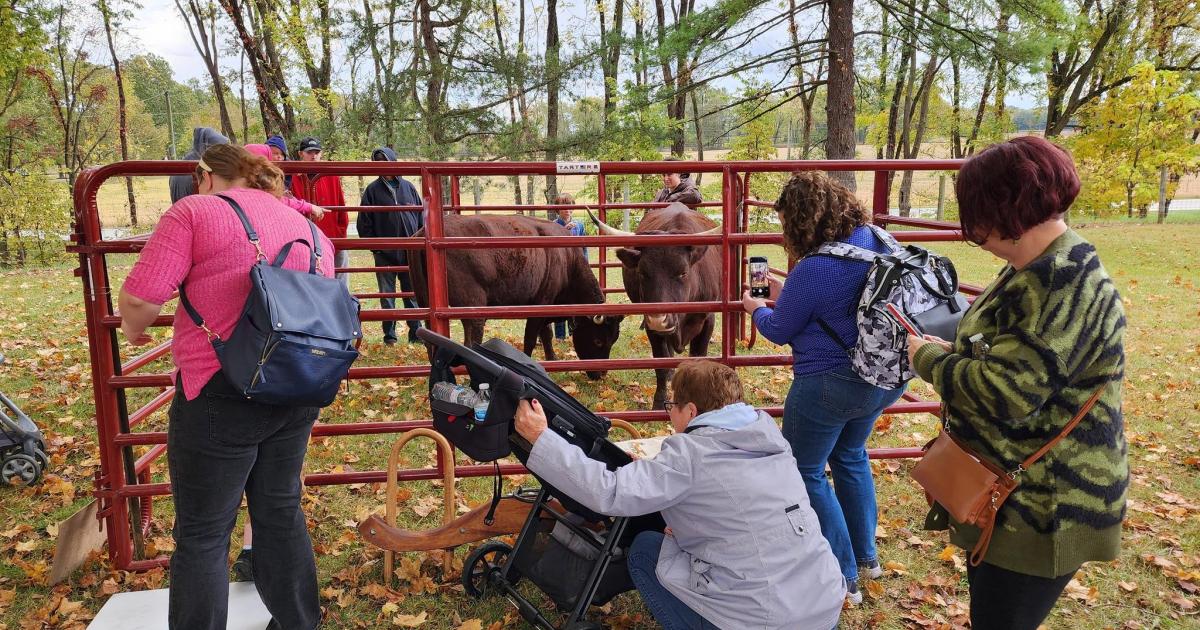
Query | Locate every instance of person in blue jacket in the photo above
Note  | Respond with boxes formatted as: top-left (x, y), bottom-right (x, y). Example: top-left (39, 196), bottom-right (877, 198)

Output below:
top-left (356, 147), bottom-right (424, 344)
top-left (552, 193), bottom-right (586, 340)
top-left (741, 171), bottom-right (906, 605)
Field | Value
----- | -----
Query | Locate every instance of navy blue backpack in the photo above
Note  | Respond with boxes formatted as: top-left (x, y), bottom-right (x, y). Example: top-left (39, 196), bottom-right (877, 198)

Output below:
top-left (180, 194), bottom-right (361, 407)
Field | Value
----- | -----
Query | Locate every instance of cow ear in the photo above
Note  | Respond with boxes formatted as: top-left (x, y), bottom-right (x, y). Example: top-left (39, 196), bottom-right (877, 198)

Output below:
top-left (615, 247), bottom-right (641, 268)
top-left (684, 245), bottom-right (707, 265)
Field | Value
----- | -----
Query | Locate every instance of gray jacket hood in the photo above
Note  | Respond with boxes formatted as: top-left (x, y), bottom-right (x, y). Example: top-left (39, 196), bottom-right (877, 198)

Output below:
top-left (184, 127), bottom-right (230, 160)
top-left (689, 412), bottom-right (789, 456)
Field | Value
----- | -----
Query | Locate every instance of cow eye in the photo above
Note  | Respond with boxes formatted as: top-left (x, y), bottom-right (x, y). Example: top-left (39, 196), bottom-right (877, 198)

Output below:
top-left (677, 271), bottom-right (687, 279)
top-left (594, 339), bottom-right (604, 347)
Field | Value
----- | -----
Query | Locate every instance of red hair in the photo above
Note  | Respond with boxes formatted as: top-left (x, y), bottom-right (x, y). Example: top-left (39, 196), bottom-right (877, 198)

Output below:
top-left (955, 136), bottom-right (1080, 244)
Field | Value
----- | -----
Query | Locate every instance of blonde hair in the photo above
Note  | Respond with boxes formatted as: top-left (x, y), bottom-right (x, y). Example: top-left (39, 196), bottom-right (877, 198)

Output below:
top-left (197, 143), bottom-right (284, 197)
top-left (670, 360), bottom-right (744, 415)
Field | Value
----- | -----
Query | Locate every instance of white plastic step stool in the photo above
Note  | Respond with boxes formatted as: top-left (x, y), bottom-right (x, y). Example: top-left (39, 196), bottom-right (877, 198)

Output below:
top-left (88, 582), bottom-right (271, 629)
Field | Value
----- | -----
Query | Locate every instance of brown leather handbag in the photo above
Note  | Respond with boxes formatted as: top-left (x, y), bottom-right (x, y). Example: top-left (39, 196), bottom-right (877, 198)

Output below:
top-left (911, 386), bottom-right (1106, 566)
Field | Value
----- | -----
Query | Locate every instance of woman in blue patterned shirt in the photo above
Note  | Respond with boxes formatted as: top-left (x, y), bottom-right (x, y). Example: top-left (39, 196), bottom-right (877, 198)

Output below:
top-left (741, 171), bottom-right (905, 605)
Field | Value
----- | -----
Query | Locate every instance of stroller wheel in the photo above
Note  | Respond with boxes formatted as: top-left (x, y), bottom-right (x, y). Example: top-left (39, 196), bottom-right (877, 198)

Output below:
top-left (2, 453), bottom-right (42, 487)
top-left (463, 541), bottom-right (515, 599)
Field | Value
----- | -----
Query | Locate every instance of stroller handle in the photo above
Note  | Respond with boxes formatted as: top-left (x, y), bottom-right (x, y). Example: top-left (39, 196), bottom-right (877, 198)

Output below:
top-left (416, 328), bottom-right (505, 380)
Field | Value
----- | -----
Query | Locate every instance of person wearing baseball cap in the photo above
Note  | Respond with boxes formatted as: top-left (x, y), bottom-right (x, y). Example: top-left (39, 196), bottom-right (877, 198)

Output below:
top-left (290, 137), bottom-right (350, 287)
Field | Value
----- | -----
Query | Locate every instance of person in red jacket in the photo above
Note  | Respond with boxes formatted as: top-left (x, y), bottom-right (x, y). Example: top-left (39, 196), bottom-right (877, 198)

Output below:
top-left (291, 136), bottom-right (350, 287)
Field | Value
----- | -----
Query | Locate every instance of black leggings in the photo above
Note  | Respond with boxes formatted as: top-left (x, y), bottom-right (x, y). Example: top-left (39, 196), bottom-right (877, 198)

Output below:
top-left (967, 561), bottom-right (1078, 630)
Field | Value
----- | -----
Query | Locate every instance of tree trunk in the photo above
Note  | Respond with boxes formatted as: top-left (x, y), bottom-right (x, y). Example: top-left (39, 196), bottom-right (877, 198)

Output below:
top-left (599, 0), bottom-right (624, 128)
top-left (950, 55), bottom-right (962, 158)
top-left (179, 0), bottom-right (236, 140)
top-left (691, 90), bottom-right (704, 186)
top-left (98, 0), bottom-right (139, 226)
top-left (545, 0), bottom-right (560, 200)
top-left (825, 0), bottom-right (856, 190)
top-left (898, 55), bottom-right (939, 217)
top-left (239, 51), bottom-right (249, 141)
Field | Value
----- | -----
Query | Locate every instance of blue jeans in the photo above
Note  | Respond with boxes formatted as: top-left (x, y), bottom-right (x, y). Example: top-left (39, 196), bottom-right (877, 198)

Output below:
top-left (784, 366), bottom-right (905, 583)
top-left (627, 531), bottom-right (718, 630)
top-left (373, 254), bottom-right (421, 343)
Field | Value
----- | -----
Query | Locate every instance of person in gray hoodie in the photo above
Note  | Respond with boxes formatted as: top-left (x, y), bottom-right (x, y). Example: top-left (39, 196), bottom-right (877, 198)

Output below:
top-left (169, 127), bottom-right (230, 203)
top-left (515, 360), bottom-right (845, 630)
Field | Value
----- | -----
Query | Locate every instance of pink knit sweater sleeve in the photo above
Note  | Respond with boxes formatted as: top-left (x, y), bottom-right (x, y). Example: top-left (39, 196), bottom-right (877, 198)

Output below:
top-left (281, 194), bottom-right (314, 215)
top-left (123, 204), bottom-right (195, 305)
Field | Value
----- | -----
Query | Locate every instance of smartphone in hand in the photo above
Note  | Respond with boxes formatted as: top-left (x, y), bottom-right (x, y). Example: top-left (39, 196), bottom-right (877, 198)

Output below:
top-left (884, 303), bottom-right (923, 337)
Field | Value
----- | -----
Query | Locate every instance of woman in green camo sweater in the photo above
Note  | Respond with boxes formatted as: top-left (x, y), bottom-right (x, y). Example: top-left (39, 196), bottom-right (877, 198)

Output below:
top-left (906, 136), bottom-right (1127, 630)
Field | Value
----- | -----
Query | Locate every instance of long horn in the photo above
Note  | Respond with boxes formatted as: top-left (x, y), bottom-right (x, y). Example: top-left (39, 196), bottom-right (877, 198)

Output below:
top-left (694, 225), bottom-right (723, 236)
top-left (585, 206), bottom-right (636, 237)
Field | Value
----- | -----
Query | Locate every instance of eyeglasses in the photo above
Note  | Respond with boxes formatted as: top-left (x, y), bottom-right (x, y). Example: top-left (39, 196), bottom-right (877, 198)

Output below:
top-left (663, 400), bottom-right (677, 411)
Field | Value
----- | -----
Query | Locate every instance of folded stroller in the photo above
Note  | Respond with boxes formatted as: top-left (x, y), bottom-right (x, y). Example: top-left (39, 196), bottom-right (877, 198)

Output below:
top-left (419, 329), bottom-right (663, 630)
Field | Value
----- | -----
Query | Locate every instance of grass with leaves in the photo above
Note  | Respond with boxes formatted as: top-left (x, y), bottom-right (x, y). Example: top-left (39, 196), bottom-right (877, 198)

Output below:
top-left (0, 222), bottom-right (1198, 629)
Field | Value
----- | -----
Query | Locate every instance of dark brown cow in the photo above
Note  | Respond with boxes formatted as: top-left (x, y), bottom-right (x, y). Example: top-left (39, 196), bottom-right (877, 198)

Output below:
top-left (590, 203), bottom-right (722, 408)
top-left (409, 214), bottom-right (622, 379)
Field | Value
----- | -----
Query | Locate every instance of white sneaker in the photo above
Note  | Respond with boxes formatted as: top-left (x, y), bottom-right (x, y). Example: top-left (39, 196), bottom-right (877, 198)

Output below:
top-left (859, 561), bottom-right (883, 580)
top-left (845, 579), bottom-right (862, 606)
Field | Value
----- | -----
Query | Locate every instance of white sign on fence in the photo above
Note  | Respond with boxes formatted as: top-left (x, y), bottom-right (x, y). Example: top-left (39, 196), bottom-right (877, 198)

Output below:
top-left (556, 161), bottom-right (601, 174)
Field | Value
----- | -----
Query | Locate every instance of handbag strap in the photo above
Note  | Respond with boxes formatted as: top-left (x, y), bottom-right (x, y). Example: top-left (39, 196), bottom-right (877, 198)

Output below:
top-left (1014, 384), bottom-right (1107, 475)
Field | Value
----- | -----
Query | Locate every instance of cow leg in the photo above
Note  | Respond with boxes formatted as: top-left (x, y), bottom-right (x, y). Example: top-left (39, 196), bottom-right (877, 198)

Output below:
top-left (538, 322), bottom-right (557, 361)
top-left (647, 334), bottom-right (675, 410)
top-left (522, 319), bottom-right (557, 361)
top-left (463, 319), bottom-right (485, 348)
top-left (689, 315), bottom-right (715, 357)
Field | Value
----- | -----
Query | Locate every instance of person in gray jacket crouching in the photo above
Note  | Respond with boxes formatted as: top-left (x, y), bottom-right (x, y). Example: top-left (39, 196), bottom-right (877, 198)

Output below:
top-left (515, 360), bottom-right (845, 630)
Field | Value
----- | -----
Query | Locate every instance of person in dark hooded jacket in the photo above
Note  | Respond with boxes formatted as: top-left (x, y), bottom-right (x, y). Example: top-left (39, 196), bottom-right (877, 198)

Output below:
top-left (169, 127), bottom-right (230, 202)
top-left (653, 157), bottom-right (703, 205)
top-left (356, 147), bottom-right (424, 344)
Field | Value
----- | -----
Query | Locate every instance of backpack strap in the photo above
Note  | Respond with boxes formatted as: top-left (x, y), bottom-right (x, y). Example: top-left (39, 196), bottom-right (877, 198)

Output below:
top-left (180, 194), bottom-right (262, 342)
top-left (216, 194), bottom-right (267, 261)
top-left (815, 317), bottom-right (852, 353)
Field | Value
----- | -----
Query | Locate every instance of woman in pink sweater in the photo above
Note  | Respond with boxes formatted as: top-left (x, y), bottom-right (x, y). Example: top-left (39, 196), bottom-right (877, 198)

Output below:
top-left (118, 144), bottom-right (331, 630)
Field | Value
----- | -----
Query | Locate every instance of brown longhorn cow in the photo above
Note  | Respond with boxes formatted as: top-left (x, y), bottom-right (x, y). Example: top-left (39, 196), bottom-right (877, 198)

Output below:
top-left (590, 203), bottom-right (723, 408)
top-left (409, 214), bottom-right (622, 379)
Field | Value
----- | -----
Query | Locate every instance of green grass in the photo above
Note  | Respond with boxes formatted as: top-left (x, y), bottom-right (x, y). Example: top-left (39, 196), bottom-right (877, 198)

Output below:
top-left (1, 224), bottom-right (1198, 628)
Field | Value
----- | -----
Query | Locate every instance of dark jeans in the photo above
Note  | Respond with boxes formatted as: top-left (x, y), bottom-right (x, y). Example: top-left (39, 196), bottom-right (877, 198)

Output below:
top-left (967, 562), bottom-right (1077, 630)
top-left (627, 531), bottom-right (718, 630)
top-left (167, 373), bottom-right (320, 630)
top-left (784, 366), bottom-right (905, 583)
top-left (374, 253), bottom-right (421, 342)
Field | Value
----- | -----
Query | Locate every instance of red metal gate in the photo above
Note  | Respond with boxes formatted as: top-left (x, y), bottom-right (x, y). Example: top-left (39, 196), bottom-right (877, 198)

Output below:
top-left (70, 159), bottom-right (970, 570)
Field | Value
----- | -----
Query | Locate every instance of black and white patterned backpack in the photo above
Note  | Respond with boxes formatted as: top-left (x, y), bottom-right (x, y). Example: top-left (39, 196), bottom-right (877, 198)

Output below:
top-left (811, 224), bottom-right (968, 389)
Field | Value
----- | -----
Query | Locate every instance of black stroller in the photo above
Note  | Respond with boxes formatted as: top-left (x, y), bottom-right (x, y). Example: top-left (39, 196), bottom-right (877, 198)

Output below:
top-left (0, 355), bottom-right (48, 486)
top-left (419, 329), bottom-right (663, 630)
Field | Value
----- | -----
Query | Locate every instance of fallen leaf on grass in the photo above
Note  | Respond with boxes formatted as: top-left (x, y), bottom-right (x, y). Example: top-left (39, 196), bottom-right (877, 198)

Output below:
top-left (411, 495), bottom-right (440, 518)
top-left (1118, 581), bottom-right (1139, 593)
top-left (1064, 579), bottom-right (1098, 605)
top-left (1168, 595), bottom-right (1195, 611)
top-left (392, 611), bottom-right (428, 627)
top-left (864, 580), bottom-right (885, 599)
top-left (381, 602), bottom-right (400, 616)
top-left (456, 620), bottom-right (484, 630)
top-left (14, 539), bottom-right (37, 552)
top-left (56, 597), bottom-right (84, 616)
top-left (100, 578), bottom-right (120, 596)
